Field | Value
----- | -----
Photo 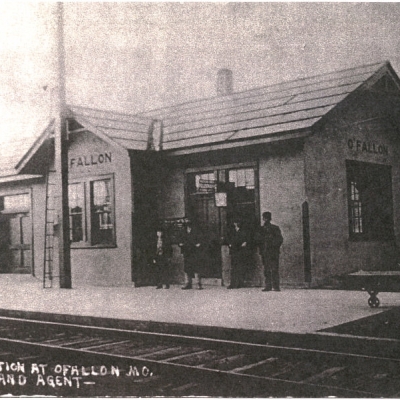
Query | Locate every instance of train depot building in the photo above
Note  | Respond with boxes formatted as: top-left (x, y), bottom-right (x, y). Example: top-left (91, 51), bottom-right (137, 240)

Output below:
top-left (1, 61), bottom-right (400, 289)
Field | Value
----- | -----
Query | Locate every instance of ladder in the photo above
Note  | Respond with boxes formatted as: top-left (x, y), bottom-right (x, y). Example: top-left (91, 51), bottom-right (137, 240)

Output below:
top-left (43, 167), bottom-right (57, 288)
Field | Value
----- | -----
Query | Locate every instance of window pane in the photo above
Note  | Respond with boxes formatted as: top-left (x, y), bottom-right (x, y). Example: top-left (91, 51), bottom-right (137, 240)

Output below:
top-left (21, 215), bottom-right (31, 244)
top-left (22, 249), bottom-right (31, 268)
top-left (69, 184), bottom-right (83, 209)
top-left (68, 183), bottom-right (84, 242)
top-left (9, 217), bottom-right (20, 246)
top-left (70, 214), bottom-right (83, 242)
top-left (229, 168), bottom-right (255, 189)
top-left (228, 170), bottom-right (237, 185)
top-left (3, 194), bottom-right (30, 211)
top-left (93, 180), bottom-right (111, 207)
top-left (245, 169), bottom-right (255, 189)
top-left (91, 179), bottom-right (114, 245)
top-left (228, 167), bottom-right (256, 229)
top-left (195, 172), bottom-right (216, 193)
top-left (350, 181), bottom-right (363, 234)
top-left (237, 169), bottom-right (246, 187)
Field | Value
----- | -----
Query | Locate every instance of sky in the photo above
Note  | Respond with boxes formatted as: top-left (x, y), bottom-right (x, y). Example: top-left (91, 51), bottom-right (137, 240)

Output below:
top-left (1, 2), bottom-right (400, 143)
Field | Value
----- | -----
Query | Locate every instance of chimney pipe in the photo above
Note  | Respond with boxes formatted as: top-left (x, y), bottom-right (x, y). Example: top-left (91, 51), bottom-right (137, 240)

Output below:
top-left (217, 69), bottom-right (233, 96)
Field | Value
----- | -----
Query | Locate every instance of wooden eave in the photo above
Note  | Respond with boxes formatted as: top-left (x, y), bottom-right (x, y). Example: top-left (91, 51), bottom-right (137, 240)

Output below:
top-left (71, 115), bottom-right (129, 154)
top-left (358, 61), bottom-right (400, 92)
top-left (15, 119), bottom-right (55, 173)
top-left (69, 105), bottom-right (153, 151)
top-left (164, 127), bottom-right (313, 156)
top-left (0, 174), bottom-right (43, 184)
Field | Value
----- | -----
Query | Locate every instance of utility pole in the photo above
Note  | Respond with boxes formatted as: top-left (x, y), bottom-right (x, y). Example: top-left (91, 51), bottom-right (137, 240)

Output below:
top-left (55, 2), bottom-right (71, 288)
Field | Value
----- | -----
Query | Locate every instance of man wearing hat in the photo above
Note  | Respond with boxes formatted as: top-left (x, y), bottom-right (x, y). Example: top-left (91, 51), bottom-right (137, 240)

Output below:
top-left (152, 227), bottom-right (173, 289)
top-left (179, 222), bottom-right (203, 290)
top-left (227, 218), bottom-right (251, 289)
top-left (258, 212), bottom-right (283, 292)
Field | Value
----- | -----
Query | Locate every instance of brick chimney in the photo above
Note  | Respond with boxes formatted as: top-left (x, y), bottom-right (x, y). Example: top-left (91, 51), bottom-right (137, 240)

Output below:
top-left (217, 69), bottom-right (233, 96)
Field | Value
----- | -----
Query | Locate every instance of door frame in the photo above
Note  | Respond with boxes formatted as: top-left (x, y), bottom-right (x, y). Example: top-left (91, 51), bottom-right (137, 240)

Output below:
top-left (184, 161), bottom-right (260, 284)
top-left (0, 189), bottom-right (34, 274)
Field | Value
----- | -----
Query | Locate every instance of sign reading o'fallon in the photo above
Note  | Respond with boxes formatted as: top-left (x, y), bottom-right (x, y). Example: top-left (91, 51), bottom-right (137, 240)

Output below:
top-left (69, 152), bottom-right (112, 169)
top-left (347, 139), bottom-right (388, 156)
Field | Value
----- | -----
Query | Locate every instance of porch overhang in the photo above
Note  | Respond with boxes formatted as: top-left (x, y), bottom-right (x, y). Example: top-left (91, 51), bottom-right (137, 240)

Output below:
top-left (164, 128), bottom-right (312, 156)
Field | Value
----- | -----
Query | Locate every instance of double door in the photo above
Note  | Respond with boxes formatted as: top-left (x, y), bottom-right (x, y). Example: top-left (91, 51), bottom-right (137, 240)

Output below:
top-left (186, 166), bottom-right (258, 279)
top-left (0, 193), bottom-right (32, 274)
top-left (0, 213), bottom-right (32, 273)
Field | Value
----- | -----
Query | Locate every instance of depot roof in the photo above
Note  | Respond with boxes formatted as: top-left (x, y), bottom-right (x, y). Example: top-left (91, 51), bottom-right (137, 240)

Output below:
top-left (2, 60), bottom-right (400, 178)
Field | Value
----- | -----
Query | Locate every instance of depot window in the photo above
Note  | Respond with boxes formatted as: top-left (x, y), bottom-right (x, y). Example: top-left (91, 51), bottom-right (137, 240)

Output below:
top-left (68, 175), bottom-right (115, 247)
top-left (3, 194), bottom-right (30, 213)
top-left (187, 164), bottom-right (258, 230)
top-left (346, 160), bottom-right (394, 241)
top-left (68, 183), bottom-right (84, 243)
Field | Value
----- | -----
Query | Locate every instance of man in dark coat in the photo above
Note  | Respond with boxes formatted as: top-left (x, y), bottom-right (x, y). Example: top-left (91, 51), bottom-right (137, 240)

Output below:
top-left (258, 212), bottom-right (283, 292)
top-left (152, 228), bottom-right (173, 289)
top-left (179, 222), bottom-right (203, 290)
top-left (228, 220), bottom-right (251, 289)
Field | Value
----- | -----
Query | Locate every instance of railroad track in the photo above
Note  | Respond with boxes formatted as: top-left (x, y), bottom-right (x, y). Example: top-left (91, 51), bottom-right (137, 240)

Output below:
top-left (0, 316), bottom-right (399, 397)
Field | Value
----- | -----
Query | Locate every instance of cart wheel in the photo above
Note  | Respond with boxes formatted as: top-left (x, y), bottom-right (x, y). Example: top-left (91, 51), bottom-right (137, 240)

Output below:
top-left (368, 297), bottom-right (380, 308)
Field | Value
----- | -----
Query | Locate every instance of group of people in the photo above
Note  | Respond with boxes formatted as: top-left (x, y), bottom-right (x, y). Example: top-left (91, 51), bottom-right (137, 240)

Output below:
top-left (151, 211), bottom-right (283, 292)
top-left (151, 222), bottom-right (203, 290)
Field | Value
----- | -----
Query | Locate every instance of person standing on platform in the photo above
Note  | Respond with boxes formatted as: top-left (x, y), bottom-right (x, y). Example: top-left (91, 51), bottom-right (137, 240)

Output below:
top-left (258, 212), bottom-right (283, 292)
top-left (152, 227), bottom-right (173, 289)
top-left (227, 219), bottom-right (250, 289)
top-left (179, 222), bottom-right (203, 290)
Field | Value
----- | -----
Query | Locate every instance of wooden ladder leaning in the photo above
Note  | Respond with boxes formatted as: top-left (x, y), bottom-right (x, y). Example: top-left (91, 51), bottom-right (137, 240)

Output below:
top-left (43, 167), bottom-right (57, 289)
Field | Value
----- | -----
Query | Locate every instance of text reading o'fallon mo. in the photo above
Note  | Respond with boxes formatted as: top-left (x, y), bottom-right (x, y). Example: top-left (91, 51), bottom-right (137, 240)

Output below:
top-left (0, 362), bottom-right (153, 389)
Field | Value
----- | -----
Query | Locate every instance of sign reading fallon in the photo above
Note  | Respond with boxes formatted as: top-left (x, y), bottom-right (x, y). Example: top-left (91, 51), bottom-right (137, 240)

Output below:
top-left (347, 139), bottom-right (388, 155)
top-left (69, 152), bottom-right (112, 168)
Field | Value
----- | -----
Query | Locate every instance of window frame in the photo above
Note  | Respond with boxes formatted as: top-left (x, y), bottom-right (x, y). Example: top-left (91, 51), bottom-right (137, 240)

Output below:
top-left (69, 173), bottom-right (116, 249)
top-left (68, 182), bottom-right (86, 244)
top-left (346, 160), bottom-right (394, 242)
top-left (185, 162), bottom-right (260, 233)
top-left (89, 177), bottom-right (115, 247)
top-left (0, 189), bottom-right (34, 274)
top-left (2, 193), bottom-right (31, 214)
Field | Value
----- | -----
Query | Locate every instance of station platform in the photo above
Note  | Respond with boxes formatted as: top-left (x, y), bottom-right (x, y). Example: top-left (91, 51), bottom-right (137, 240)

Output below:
top-left (0, 274), bottom-right (399, 335)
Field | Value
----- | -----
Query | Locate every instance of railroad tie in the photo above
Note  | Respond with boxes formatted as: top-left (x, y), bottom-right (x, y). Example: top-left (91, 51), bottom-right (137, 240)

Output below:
top-left (60, 337), bottom-right (105, 347)
top-left (300, 366), bottom-right (347, 384)
top-left (209, 353), bottom-right (248, 370)
top-left (130, 375), bottom-right (162, 384)
top-left (229, 357), bottom-right (278, 373)
top-left (80, 340), bottom-right (133, 351)
top-left (138, 346), bottom-right (183, 358)
top-left (42, 335), bottom-right (84, 346)
top-left (163, 349), bottom-right (212, 362)
top-left (171, 382), bottom-right (201, 393)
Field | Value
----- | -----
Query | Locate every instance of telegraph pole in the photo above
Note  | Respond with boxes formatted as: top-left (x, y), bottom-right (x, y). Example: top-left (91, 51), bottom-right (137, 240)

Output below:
top-left (55, 2), bottom-right (71, 288)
